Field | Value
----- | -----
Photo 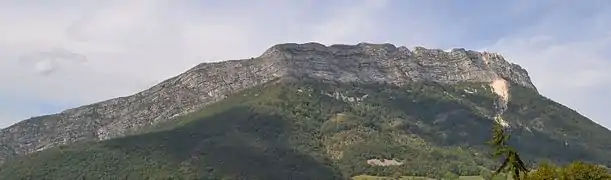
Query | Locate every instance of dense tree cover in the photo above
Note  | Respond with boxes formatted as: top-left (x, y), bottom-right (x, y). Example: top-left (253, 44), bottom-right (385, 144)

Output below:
top-left (0, 79), bottom-right (610, 179)
top-left (503, 84), bottom-right (611, 165)
top-left (485, 83), bottom-right (611, 180)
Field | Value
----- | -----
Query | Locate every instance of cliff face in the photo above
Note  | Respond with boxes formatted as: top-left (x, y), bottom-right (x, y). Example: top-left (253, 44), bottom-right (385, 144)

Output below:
top-left (265, 42), bottom-right (536, 89)
top-left (0, 42), bottom-right (537, 164)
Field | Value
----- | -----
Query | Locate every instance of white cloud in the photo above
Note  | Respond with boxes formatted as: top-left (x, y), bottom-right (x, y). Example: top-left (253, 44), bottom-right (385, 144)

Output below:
top-left (18, 48), bottom-right (88, 75)
top-left (484, 5), bottom-right (611, 127)
top-left (489, 36), bottom-right (611, 89)
top-left (0, 0), bottom-right (390, 126)
top-left (488, 36), bottom-right (611, 127)
top-left (1, 0), bottom-right (610, 130)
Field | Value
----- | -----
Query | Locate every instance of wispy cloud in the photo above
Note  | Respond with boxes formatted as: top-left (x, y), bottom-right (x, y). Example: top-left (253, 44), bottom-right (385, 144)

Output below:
top-left (0, 0), bottom-right (610, 128)
top-left (18, 48), bottom-right (87, 75)
top-left (483, 1), bottom-right (611, 123)
top-left (0, 0), bottom-right (392, 126)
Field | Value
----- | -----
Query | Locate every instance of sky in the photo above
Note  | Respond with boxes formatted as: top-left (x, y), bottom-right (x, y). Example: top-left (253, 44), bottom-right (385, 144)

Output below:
top-left (0, 0), bottom-right (610, 129)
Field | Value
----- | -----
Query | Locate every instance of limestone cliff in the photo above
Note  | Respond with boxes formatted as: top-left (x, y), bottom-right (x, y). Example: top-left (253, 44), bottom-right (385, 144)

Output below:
top-left (0, 42), bottom-right (537, 164)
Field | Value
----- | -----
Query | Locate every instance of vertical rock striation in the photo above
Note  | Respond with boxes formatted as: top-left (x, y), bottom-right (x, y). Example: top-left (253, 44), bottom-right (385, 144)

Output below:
top-left (0, 42), bottom-right (537, 164)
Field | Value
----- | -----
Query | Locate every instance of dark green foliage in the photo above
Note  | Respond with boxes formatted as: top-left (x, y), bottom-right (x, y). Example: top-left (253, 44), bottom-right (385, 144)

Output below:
top-left (504, 84), bottom-right (611, 165)
top-left (1, 79), bottom-right (610, 179)
top-left (527, 161), bottom-right (611, 180)
top-left (487, 122), bottom-right (529, 180)
top-left (0, 106), bottom-right (343, 179)
top-left (526, 161), bottom-right (560, 180)
top-left (559, 161), bottom-right (611, 180)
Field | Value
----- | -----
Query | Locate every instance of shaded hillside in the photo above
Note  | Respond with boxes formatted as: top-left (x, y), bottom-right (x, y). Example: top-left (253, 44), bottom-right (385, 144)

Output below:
top-left (0, 43), bottom-right (539, 164)
top-left (1, 78), bottom-right (610, 179)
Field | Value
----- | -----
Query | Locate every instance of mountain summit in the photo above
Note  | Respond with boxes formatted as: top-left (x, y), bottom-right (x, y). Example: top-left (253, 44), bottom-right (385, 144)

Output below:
top-left (0, 43), bottom-right (534, 160)
top-left (260, 42), bottom-right (536, 90)
top-left (1, 43), bottom-right (609, 179)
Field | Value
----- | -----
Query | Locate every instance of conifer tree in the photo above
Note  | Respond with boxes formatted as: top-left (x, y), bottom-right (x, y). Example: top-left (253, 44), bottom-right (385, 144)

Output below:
top-left (487, 121), bottom-right (529, 180)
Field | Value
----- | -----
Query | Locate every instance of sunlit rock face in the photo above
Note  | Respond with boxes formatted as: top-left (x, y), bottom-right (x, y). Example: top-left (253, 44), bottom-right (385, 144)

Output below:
top-left (0, 42), bottom-right (536, 164)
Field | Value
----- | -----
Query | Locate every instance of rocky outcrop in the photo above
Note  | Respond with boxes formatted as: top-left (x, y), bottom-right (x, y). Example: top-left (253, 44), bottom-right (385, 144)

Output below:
top-left (0, 42), bottom-right (537, 164)
top-left (490, 78), bottom-right (511, 127)
top-left (267, 43), bottom-right (536, 90)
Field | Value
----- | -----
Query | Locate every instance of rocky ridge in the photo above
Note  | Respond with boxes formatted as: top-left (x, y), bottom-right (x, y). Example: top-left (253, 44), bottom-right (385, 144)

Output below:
top-left (0, 42), bottom-right (537, 164)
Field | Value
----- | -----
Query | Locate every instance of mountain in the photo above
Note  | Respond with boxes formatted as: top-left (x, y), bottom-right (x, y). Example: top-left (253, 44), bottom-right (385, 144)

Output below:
top-left (1, 42), bottom-right (610, 179)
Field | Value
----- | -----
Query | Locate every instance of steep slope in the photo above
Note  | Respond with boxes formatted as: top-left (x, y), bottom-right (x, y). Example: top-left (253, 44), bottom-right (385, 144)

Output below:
top-left (0, 43), bottom-right (539, 164)
top-left (0, 79), bottom-right (505, 179)
top-left (1, 77), bottom-right (611, 179)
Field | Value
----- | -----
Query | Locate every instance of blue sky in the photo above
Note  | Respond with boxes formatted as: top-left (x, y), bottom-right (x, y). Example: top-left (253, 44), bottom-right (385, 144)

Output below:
top-left (0, 0), bottom-right (610, 129)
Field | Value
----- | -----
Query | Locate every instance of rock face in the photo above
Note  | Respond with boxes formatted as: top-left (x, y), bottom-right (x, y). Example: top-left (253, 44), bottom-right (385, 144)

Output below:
top-left (266, 43), bottom-right (536, 90)
top-left (0, 42), bottom-right (537, 164)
